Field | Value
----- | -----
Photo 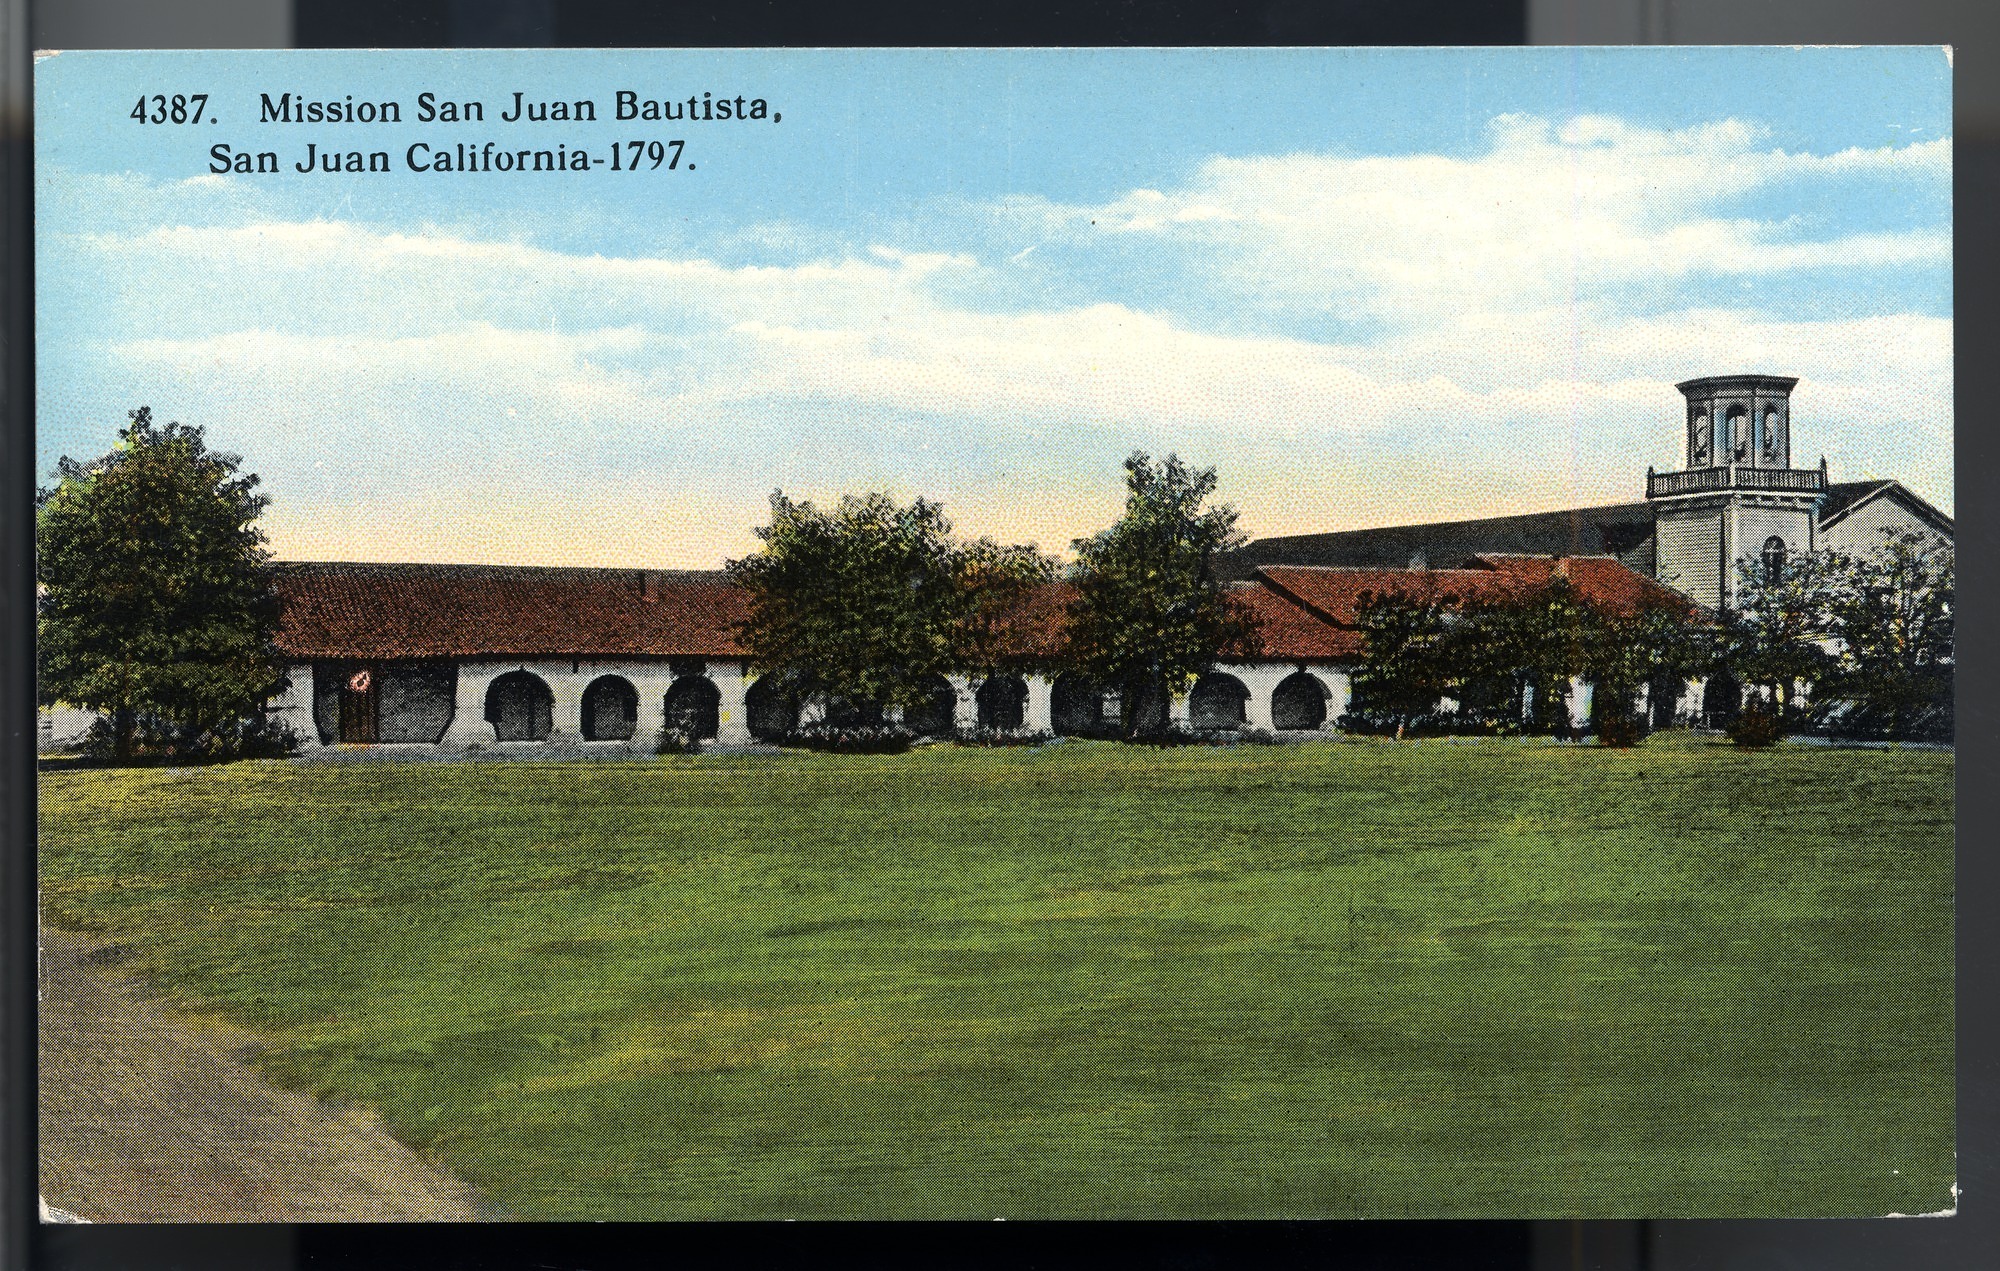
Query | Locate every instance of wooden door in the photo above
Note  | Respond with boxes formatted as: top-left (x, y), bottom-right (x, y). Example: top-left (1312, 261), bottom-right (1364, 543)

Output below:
top-left (338, 667), bottom-right (379, 743)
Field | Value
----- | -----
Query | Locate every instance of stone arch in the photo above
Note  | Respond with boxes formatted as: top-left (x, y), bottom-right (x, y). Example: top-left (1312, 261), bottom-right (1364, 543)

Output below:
top-left (976, 674), bottom-right (1029, 732)
top-left (744, 676), bottom-right (798, 742)
top-left (1189, 672), bottom-right (1250, 730)
top-left (485, 670), bottom-right (554, 742)
top-left (901, 675), bottom-right (959, 737)
top-left (581, 675), bottom-right (639, 741)
top-left (1052, 673), bottom-right (1111, 736)
top-left (663, 674), bottom-right (722, 741)
top-left (1271, 671), bottom-right (1330, 731)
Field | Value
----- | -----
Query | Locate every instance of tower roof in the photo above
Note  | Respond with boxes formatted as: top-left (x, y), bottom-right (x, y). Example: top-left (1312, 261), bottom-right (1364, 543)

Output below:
top-left (1674, 373), bottom-right (1800, 397)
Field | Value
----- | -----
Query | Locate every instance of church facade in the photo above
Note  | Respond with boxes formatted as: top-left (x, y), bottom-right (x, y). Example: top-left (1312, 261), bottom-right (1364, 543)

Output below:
top-left (1225, 375), bottom-right (1953, 613)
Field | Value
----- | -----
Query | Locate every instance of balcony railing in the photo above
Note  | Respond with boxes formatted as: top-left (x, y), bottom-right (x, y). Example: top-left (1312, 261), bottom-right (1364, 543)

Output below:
top-left (1646, 465), bottom-right (1827, 499)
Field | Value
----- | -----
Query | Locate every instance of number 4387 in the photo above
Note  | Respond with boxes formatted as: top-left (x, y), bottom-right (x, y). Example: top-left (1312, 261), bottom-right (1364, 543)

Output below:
top-left (131, 94), bottom-right (208, 124)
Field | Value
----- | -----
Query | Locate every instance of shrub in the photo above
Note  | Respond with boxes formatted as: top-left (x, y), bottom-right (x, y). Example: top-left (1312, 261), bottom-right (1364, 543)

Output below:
top-left (81, 712), bottom-right (295, 765)
top-left (1336, 708), bottom-right (1524, 739)
top-left (954, 728), bottom-right (1055, 748)
top-left (782, 722), bottom-right (915, 754)
top-left (1594, 709), bottom-right (1647, 749)
top-left (1727, 706), bottom-right (1785, 749)
top-left (656, 720), bottom-right (704, 756)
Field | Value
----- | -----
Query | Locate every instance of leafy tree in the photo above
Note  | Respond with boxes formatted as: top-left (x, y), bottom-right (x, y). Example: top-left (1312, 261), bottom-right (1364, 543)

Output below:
top-left (1719, 548), bottom-right (1845, 723)
top-left (1816, 529), bottom-right (1953, 741)
top-left (726, 491), bottom-right (1053, 726)
top-left (1064, 453), bottom-right (1260, 740)
top-left (1348, 572), bottom-right (1705, 740)
top-left (1346, 587), bottom-right (1459, 736)
top-left (1583, 593), bottom-right (1708, 730)
top-left (37, 408), bottom-right (287, 763)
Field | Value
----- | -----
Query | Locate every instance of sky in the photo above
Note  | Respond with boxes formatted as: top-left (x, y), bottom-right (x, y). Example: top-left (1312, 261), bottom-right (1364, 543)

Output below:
top-left (35, 47), bottom-right (1952, 569)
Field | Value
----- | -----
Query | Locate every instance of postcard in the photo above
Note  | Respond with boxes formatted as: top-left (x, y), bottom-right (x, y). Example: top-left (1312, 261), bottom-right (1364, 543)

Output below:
top-left (33, 46), bottom-right (1954, 1221)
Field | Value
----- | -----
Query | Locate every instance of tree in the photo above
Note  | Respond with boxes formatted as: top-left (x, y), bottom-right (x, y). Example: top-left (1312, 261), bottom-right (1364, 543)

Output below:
top-left (1584, 595), bottom-right (1708, 731)
top-left (37, 408), bottom-right (287, 763)
top-left (1816, 529), bottom-right (1953, 741)
top-left (726, 491), bottom-right (1053, 728)
top-left (1064, 453), bottom-right (1260, 740)
top-left (1719, 547), bottom-right (1845, 723)
top-left (1346, 586), bottom-right (1459, 735)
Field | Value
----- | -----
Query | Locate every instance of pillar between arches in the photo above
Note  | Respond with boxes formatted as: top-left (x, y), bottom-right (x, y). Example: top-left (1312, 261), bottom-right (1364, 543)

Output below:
top-left (441, 663), bottom-right (494, 747)
top-left (1024, 676), bottom-right (1053, 733)
top-left (711, 662), bottom-right (752, 745)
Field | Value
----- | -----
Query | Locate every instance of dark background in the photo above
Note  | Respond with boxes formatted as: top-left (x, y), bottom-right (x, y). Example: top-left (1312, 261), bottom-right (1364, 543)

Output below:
top-left (4, 3), bottom-right (1992, 1268)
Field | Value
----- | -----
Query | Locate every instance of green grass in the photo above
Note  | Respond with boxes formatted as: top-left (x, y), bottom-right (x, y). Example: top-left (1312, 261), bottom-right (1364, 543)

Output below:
top-left (38, 736), bottom-right (1953, 1219)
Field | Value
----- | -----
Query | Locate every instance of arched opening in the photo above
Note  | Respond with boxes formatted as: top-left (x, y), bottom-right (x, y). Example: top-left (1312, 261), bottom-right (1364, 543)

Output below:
top-left (817, 695), bottom-right (884, 729)
top-left (1692, 411), bottom-right (1712, 465)
top-left (581, 675), bottom-right (639, 741)
top-left (663, 674), bottom-right (722, 741)
top-left (1189, 672), bottom-right (1250, 730)
top-left (1052, 673), bottom-right (1112, 736)
top-left (744, 677), bottom-right (798, 742)
top-left (1761, 535), bottom-right (1787, 584)
top-left (901, 675), bottom-right (958, 737)
top-left (1726, 405), bottom-right (1749, 461)
top-left (485, 670), bottom-right (554, 742)
top-left (1648, 671), bottom-right (1685, 731)
top-left (1702, 673), bottom-right (1742, 729)
top-left (975, 675), bottom-right (1028, 732)
top-left (1762, 407), bottom-right (1781, 461)
top-left (1271, 671), bottom-right (1330, 731)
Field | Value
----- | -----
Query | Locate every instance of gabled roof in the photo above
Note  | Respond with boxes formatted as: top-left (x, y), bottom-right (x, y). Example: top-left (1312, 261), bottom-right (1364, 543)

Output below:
top-left (1255, 555), bottom-right (1698, 630)
top-left (1817, 480), bottom-right (1955, 537)
top-left (1220, 501), bottom-right (1655, 579)
top-left (1461, 554), bottom-right (1702, 617)
top-left (273, 562), bottom-right (750, 660)
top-left (272, 553), bottom-right (1687, 667)
top-left (1225, 580), bottom-right (1361, 660)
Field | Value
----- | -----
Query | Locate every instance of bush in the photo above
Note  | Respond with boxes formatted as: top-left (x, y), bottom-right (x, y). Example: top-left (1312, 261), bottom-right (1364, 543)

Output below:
top-left (782, 722), bottom-right (915, 754)
top-left (81, 712), bottom-right (295, 765)
top-left (1594, 709), bottom-right (1647, 749)
top-left (954, 728), bottom-right (1056, 748)
top-left (1727, 706), bottom-right (1785, 749)
top-left (655, 720), bottom-right (704, 756)
top-left (1336, 708), bottom-right (1525, 739)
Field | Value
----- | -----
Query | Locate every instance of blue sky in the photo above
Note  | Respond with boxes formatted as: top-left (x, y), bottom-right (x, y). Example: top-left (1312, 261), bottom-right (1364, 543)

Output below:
top-left (36, 47), bottom-right (1951, 568)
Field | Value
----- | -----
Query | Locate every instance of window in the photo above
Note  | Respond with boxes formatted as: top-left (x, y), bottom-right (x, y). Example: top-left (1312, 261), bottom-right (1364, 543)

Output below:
top-left (1761, 535), bottom-right (1787, 583)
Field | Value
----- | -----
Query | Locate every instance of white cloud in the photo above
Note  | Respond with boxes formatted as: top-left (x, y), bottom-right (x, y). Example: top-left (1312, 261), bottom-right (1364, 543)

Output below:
top-left (1008, 115), bottom-right (1948, 325)
top-left (48, 115), bottom-right (1952, 566)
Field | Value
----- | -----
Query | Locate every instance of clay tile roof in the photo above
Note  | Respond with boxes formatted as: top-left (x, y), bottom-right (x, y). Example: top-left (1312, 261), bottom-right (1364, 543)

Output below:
top-left (984, 580), bottom-right (1078, 661)
top-left (1253, 565), bottom-right (1504, 627)
top-left (1224, 581), bottom-right (1360, 660)
top-left (1460, 554), bottom-right (1703, 617)
top-left (272, 562), bottom-right (750, 660)
top-left (1255, 556), bottom-right (1699, 634)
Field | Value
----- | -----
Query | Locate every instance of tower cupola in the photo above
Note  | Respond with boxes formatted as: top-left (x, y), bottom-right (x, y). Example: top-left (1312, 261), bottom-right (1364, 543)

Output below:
top-left (1677, 373), bottom-right (1798, 470)
top-left (1645, 373), bottom-right (1824, 611)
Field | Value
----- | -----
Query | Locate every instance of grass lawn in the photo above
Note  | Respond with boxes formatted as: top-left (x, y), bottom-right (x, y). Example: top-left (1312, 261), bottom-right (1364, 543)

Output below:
top-left (38, 735), bottom-right (1953, 1219)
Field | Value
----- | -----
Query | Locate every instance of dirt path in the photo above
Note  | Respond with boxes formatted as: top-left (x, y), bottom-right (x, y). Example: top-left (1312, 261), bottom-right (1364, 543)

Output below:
top-left (38, 926), bottom-right (490, 1222)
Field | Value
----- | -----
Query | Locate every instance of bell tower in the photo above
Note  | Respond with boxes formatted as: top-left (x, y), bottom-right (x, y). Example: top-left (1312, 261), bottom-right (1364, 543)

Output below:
top-left (1645, 374), bottom-right (1824, 610)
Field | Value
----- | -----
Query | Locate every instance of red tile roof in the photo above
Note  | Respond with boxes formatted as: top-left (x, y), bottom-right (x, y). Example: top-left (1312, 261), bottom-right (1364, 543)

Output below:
top-left (1225, 581), bottom-right (1362, 660)
top-left (271, 553), bottom-right (1683, 665)
top-left (272, 562), bottom-right (750, 660)
top-left (1461, 554), bottom-right (1702, 617)
top-left (1257, 556), bottom-right (1696, 627)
